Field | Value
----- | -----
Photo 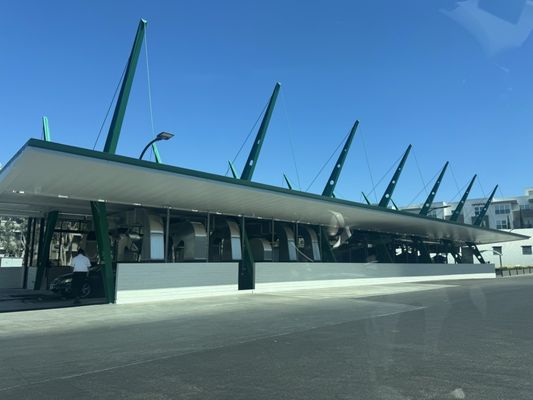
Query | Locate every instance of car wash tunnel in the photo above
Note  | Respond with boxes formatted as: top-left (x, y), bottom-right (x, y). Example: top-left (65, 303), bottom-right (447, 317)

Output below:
top-left (0, 19), bottom-right (527, 306)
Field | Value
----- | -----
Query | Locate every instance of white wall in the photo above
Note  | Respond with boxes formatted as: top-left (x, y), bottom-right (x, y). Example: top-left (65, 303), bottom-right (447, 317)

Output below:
top-left (115, 262), bottom-right (239, 304)
top-left (478, 228), bottom-right (533, 267)
top-left (254, 262), bottom-right (495, 291)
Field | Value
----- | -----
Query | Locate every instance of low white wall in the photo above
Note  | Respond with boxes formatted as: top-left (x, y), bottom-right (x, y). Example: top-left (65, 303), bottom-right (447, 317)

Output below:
top-left (115, 262), bottom-right (239, 304)
top-left (254, 262), bottom-right (495, 291)
top-left (0, 267), bottom-right (22, 289)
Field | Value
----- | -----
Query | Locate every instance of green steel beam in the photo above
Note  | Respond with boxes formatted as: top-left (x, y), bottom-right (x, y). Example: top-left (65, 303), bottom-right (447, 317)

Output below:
top-left (42, 116), bottom-right (51, 142)
top-left (378, 145), bottom-right (412, 208)
top-left (419, 161), bottom-right (449, 216)
top-left (152, 143), bottom-right (162, 163)
top-left (473, 185), bottom-right (498, 227)
top-left (390, 198), bottom-right (400, 211)
top-left (240, 82), bottom-right (281, 181)
top-left (283, 173), bottom-right (293, 190)
top-left (91, 202), bottom-right (115, 303)
top-left (228, 160), bottom-right (238, 179)
top-left (322, 120), bottom-right (359, 197)
top-left (450, 175), bottom-right (477, 222)
top-left (34, 211), bottom-right (58, 290)
top-left (239, 217), bottom-right (255, 290)
top-left (103, 19), bottom-right (147, 154)
top-left (361, 192), bottom-right (372, 205)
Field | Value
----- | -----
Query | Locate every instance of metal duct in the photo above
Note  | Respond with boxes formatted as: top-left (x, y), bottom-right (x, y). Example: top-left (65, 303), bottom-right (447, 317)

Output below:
top-left (249, 237), bottom-right (273, 262)
top-left (210, 219), bottom-right (242, 261)
top-left (275, 223), bottom-right (297, 261)
top-left (298, 226), bottom-right (321, 261)
top-left (170, 221), bottom-right (208, 261)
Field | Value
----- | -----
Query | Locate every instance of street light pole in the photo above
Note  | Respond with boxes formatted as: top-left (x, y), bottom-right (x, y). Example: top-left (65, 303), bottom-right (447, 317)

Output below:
top-left (139, 132), bottom-right (174, 160)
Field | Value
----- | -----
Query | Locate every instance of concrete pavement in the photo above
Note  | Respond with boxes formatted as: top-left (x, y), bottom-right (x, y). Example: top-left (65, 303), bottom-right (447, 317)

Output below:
top-left (1, 277), bottom-right (532, 399)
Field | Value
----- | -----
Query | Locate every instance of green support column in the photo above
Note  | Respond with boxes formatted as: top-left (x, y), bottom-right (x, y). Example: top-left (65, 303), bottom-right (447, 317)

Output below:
top-left (361, 192), bottom-right (372, 205)
top-left (319, 226), bottom-right (336, 262)
top-left (239, 217), bottom-right (255, 290)
top-left (450, 175), bottom-right (476, 222)
top-left (473, 185), bottom-right (498, 227)
top-left (42, 116), bottom-right (51, 142)
top-left (283, 173), bottom-right (294, 190)
top-left (240, 83), bottom-right (281, 181)
top-left (152, 143), bottom-right (162, 163)
top-left (34, 211), bottom-right (58, 290)
top-left (91, 202), bottom-right (115, 303)
top-left (419, 162), bottom-right (449, 216)
top-left (103, 19), bottom-right (147, 154)
top-left (228, 160), bottom-right (239, 179)
top-left (322, 120), bottom-right (359, 197)
top-left (379, 145), bottom-right (412, 208)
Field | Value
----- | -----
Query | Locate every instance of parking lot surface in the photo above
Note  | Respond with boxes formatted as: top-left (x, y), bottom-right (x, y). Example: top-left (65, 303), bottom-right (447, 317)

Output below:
top-left (1, 276), bottom-right (532, 399)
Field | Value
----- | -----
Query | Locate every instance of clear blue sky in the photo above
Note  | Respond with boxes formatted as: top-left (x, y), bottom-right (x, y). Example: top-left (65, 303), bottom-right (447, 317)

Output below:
top-left (1, 0), bottom-right (532, 207)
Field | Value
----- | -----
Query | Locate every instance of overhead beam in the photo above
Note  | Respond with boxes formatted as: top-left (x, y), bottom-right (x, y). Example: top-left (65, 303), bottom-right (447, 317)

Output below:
top-left (240, 82), bottom-right (281, 181)
top-left (378, 144), bottom-right (412, 208)
top-left (473, 185), bottom-right (498, 227)
top-left (103, 19), bottom-right (147, 154)
top-left (419, 161), bottom-right (449, 216)
top-left (450, 175), bottom-right (477, 222)
top-left (322, 120), bottom-right (359, 197)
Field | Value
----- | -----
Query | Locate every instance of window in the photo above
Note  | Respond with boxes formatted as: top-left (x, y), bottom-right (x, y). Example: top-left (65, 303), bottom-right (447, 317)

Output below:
top-left (492, 246), bottom-right (502, 256)
top-left (496, 220), bottom-right (509, 229)
top-left (522, 246), bottom-right (532, 255)
top-left (473, 205), bottom-right (484, 216)
top-left (495, 204), bottom-right (511, 214)
top-left (520, 204), bottom-right (530, 210)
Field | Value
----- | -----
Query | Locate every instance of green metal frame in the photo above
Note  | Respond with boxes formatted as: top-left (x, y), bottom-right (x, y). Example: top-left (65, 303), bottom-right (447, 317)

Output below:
top-left (91, 201), bottom-right (115, 302)
top-left (240, 82), bottom-right (281, 181)
top-left (239, 217), bottom-right (255, 290)
top-left (42, 116), bottom-right (51, 142)
top-left (103, 19), bottom-right (147, 154)
top-left (152, 143), bottom-right (162, 163)
top-left (322, 120), bottom-right (359, 197)
top-left (419, 162), bottom-right (448, 216)
top-left (34, 211), bottom-right (58, 290)
top-left (283, 173), bottom-right (294, 190)
top-left (10, 140), bottom-right (526, 245)
top-left (378, 145), bottom-right (412, 208)
top-left (450, 175), bottom-right (476, 222)
top-left (473, 185), bottom-right (498, 227)
top-left (228, 160), bottom-right (239, 179)
top-left (361, 192), bottom-right (372, 205)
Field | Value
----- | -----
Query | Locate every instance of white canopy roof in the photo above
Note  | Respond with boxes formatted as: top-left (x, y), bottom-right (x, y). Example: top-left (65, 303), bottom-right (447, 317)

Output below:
top-left (0, 139), bottom-right (526, 245)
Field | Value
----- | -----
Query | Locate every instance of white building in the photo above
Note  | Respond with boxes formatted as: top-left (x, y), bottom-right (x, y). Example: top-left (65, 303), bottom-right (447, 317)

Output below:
top-left (403, 189), bottom-right (533, 267)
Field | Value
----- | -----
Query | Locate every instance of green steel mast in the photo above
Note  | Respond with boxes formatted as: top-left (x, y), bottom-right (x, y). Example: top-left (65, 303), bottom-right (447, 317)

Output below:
top-left (419, 161), bottom-right (449, 216)
top-left (450, 175), bottom-right (476, 222)
top-left (322, 120), bottom-right (359, 197)
top-left (103, 19), bottom-right (147, 153)
top-left (42, 116), bottom-right (51, 142)
top-left (378, 145), bottom-right (412, 208)
top-left (473, 185), bottom-right (498, 227)
top-left (240, 82), bottom-right (281, 181)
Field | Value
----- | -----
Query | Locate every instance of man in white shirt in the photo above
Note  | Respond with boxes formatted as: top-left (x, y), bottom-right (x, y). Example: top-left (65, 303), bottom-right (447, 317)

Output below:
top-left (70, 248), bottom-right (92, 304)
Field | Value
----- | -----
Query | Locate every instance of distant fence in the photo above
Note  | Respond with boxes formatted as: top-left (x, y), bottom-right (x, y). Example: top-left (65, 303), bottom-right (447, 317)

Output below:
top-left (496, 267), bottom-right (533, 277)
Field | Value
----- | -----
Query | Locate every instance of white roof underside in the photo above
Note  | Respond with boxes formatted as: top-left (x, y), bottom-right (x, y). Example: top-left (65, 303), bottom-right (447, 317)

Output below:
top-left (0, 140), bottom-right (526, 245)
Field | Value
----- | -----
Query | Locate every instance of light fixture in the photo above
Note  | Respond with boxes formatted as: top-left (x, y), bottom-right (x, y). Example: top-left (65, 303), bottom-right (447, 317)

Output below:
top-left (139, 131), bottom-right (175, 160)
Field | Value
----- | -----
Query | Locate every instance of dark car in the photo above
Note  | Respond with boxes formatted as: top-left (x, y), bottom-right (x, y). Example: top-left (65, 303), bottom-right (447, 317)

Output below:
top-left (49, 266), bottom-right (105, 299)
